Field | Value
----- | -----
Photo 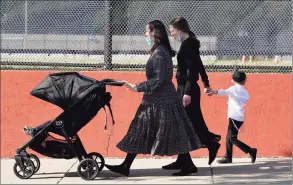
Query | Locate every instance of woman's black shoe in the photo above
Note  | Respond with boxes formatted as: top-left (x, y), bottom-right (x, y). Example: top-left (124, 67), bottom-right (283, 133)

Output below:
top-left (105, 164), bottom-right (130, 177)
top-left (172, 166), bottom-right (198, 176)
top-left (208, 142), bottom-right (221, 165)
top-left (162, 162), bottom-right (182, 170)
top-left (217, 157), bottom-right (232, 164)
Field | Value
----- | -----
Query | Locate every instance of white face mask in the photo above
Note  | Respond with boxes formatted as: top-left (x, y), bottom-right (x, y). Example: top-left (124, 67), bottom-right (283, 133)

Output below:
top-left (145, 37), bottom-right (154, 47)
top-left (176, 31), bottom-right (182, 42)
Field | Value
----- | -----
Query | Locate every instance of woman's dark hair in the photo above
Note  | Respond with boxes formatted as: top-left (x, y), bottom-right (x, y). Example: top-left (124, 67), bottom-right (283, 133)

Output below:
top-left (169, 17), bottom-right (200, 48)
top-left (147, 20), bottom-right (175, 57)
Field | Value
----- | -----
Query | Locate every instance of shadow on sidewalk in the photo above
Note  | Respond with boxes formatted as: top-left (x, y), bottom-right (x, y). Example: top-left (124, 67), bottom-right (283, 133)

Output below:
top-left (211, 159), bottom-right (292, 184)
top-left (30, 159), bottom-right (292, 184)
top-left (31, 166), bottom-right (211, 181)
top-left (62, 166), bottom-right (210, 180)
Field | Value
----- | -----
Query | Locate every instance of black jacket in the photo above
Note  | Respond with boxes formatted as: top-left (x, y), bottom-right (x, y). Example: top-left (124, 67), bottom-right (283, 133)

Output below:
top-left (176, 37), bottom-right (210, 96)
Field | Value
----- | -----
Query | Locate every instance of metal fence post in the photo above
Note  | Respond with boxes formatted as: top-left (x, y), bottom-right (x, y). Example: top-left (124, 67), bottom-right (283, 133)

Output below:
top-left (104, 0), bottom-right (113, 70)
top-left (23, 1), bottom-right (28, 49)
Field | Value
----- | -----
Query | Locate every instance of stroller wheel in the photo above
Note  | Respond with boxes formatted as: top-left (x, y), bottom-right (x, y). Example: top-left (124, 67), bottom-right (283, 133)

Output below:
top-left (77, 158), bottom-right (99, 180)
top-left (29, 154), bottom-right (40, 173)
top-left (87, 152), bottom-right (105, 172)
top-left (13, 158), bottom-right (35, 179)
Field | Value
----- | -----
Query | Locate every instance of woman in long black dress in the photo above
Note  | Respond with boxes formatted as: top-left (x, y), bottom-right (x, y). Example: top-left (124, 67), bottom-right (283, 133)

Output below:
top-left (104, 20), bottom-right (202, 177)
top-left (162, 17), bottom-right (221, 174)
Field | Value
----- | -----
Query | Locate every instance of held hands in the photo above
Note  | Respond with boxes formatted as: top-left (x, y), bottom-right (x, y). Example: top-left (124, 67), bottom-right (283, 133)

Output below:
top-left (183, 87), bottom-right (215, 107)
top-left (205, 87), bottom-right (217, 96)
top-left (204, 87), bottom-right (212, 96)
top-left (124, 81), bottom-right (138, 92)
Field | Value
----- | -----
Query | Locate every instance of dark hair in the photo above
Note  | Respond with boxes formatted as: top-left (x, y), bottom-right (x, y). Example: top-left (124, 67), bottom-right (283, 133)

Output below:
top-left (232, 71), bottom-right (247, 84)
top-left (148, 20), bottom-right (175, 57)
top-left (169, 17), bottom-right (200, 48)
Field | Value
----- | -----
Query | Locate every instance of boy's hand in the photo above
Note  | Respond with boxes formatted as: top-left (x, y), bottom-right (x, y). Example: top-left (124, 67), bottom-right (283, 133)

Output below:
top-left (207, 90), bottom-right (217, 96)
top-left (205, 87), bottom-right (215, 96)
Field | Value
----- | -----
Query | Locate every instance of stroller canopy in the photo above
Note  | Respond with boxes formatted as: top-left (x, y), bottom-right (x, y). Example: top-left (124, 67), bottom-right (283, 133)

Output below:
top-left (31, 72), bottom-right (103, 110)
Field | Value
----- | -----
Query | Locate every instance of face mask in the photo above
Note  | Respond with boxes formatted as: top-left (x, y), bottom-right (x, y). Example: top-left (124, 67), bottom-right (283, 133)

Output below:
top-left (176, 31), bottom-right (182, 42)
top-left (145, 37), bottom-right (154, 46)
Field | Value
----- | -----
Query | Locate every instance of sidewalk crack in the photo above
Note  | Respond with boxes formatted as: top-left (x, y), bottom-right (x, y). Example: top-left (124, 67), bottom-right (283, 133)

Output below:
top-left (56, 160), bottom-right (78, 184)
top-left (210, 165), bottom-right (215, 184)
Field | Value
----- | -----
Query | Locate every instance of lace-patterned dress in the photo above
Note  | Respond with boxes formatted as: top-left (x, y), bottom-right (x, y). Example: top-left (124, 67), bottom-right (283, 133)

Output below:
top-left (117, 45), bottom-right (202, 156)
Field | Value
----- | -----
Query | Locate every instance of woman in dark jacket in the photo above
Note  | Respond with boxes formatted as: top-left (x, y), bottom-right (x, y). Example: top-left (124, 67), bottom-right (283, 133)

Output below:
top-left (104, 20), bottom-right (202, 177)
top-left (162, 17), bottom-right (221, 174)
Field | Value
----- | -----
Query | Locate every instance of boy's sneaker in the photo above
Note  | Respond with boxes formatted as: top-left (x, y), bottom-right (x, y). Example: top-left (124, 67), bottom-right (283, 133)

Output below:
top-left (249, 148), bottom-right (257, 163)
top-left (23, 126), bottom-right (36, 136)
top-left (217, 157), bottom-right (232, 164)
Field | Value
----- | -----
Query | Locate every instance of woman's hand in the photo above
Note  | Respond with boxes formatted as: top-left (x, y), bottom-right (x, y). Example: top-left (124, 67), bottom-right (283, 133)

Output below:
top-left (183, 95), bottom-right (191, 107)
top-left (125, 82), bottom-right (138, 92)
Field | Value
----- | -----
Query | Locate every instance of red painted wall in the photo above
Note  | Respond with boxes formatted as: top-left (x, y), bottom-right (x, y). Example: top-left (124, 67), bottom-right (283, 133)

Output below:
top-left (1, 71), bottom-right (291, 158)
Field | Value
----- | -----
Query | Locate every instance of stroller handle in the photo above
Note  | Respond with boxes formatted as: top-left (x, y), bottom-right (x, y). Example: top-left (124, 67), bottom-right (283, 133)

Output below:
top-left (101, 78), bottom-right (125, 86)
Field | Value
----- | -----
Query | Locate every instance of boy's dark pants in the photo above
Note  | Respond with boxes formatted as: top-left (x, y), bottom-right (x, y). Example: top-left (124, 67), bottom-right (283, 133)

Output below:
top-left (225, 118), bottom-right (252, 159)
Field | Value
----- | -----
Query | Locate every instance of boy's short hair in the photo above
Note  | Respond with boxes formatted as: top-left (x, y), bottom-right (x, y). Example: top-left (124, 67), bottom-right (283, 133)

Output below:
top-left (232, 71), bottom-right (246, 83)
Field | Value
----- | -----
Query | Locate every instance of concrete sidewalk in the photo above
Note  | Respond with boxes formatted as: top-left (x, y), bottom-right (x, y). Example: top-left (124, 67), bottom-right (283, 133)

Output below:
top-left (1, 158), bottom-right (292, 184)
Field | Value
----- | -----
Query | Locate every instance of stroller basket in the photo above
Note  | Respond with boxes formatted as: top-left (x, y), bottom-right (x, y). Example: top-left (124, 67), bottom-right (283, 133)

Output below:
top-left (29, 132), bottom-right (83, 159)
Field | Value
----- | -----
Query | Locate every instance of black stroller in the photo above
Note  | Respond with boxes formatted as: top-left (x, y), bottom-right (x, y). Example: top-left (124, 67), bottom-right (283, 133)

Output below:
top-left (13, 72), bottom-right (125, 180)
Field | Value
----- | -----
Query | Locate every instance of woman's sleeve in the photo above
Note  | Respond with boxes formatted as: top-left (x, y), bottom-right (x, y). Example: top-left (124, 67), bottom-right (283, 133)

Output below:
top-left (196, 51), bottom-right (210, 88)
top-left (136, 49), bottom-right (166, 93)
top-left (183, 48), bottom-right (210, 96)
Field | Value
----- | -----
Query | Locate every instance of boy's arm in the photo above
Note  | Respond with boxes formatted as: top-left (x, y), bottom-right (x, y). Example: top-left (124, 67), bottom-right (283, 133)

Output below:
top-left (210, 87), bottom-right (233, 96)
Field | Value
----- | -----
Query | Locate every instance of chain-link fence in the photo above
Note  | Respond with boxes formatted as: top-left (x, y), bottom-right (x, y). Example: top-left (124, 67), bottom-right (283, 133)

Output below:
top-left (1, 0), bottom-right (292, 73)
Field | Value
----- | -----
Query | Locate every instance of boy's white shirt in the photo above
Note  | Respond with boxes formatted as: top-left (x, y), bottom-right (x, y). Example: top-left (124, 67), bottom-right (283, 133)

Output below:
top-left (217, 84), bottom-right (250, 122)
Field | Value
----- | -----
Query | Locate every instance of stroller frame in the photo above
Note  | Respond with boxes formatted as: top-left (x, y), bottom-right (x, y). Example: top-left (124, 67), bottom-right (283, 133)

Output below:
top-left (16, 84), bottom-right (98, 157)
top-left (14, 76), bottom-right (124, 180)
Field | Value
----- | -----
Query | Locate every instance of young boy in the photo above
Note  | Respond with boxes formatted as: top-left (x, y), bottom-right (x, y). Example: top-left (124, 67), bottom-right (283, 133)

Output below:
top-left (208, 70), bottom-right (257, 164)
